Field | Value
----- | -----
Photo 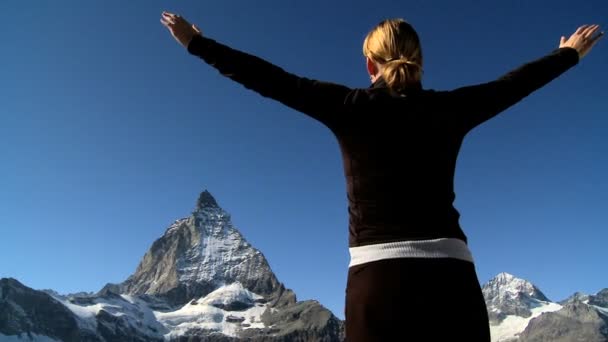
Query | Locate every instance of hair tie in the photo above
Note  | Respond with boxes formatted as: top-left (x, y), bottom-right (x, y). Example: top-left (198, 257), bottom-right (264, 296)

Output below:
top-left (386, 56), bottom-right (419, 68)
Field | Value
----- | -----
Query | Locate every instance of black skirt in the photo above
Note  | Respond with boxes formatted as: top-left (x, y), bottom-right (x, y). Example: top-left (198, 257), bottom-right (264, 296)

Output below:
top-left (345, 257), bottom-right (491, 341)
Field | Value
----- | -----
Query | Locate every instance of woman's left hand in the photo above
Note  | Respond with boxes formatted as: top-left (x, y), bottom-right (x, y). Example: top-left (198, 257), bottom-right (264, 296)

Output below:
top-left (160, 11), bottom-right (202, 48)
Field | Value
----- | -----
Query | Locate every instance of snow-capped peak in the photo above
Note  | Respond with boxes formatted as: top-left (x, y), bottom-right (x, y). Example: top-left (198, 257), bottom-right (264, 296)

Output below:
top-left (483, 273), bottom-right (562, 341)
top-left (483, 272), bottom-right (548, 302)
top-left (560, 291), bottom-right (590, 305)
top-left (496, 272), bottom-right (516, 281)
top-left (483, 272), bottom-right (551, 328)
top-left (120, 189), bottom-right (281, 307)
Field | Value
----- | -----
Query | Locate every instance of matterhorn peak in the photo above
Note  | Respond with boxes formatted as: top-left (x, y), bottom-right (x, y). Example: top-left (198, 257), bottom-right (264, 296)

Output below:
top-left (195, 189), bottom-right (220, 211)
top-left (119, 188), bottom-right (283, 308)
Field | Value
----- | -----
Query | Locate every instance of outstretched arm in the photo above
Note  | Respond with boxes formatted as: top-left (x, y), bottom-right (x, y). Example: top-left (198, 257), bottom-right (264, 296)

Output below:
top-left (160, 11), bottom-right (352, 128)
top-left (441, 24), bottom-right (603, 133)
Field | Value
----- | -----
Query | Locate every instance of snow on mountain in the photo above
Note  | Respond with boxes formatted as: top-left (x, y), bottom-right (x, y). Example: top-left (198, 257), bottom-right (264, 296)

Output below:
top-left (0, 278), bottom-right (98, 342)
top-left (490, 301), bottom-right (562, 342)
top-left (594, 305), bottom-right (608, 316)
top-left (156, 283), bottom-right (269, 339)
top-left (48, 292), bottom-right (168, 339)
top-left (198, 282), bottom-right (264, 309)
top-left (559, 291), bottom-right (590, 305)
top-left (176, 207), bottom-right (265, 285)
top-left (45, 282), bottom-right (268, 340)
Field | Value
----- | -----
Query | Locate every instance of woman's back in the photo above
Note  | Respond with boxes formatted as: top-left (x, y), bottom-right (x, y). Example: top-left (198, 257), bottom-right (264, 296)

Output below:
top-left (332, 79), bottom-right (469, 246)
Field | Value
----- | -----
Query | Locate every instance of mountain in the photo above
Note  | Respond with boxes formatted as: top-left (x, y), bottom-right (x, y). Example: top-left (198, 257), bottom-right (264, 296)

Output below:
top-left (2, 189), bottom-right (606, 341)
top-left (483, 272), bottom-right (552, 324)
top-left (0, 278), bottom-right (99, 342)
top-left (484, 273), bottom-right (608, 342)
top-left (0, 190), bottom-right (343, 341)
top-left (117, 190), bottom-right (287, 308)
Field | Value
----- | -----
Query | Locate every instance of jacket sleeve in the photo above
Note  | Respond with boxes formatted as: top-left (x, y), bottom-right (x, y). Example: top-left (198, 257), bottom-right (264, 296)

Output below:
top-left (439, 47), bottom-right (580, 132)
top-left (186, 34), bottom-right (353, 128)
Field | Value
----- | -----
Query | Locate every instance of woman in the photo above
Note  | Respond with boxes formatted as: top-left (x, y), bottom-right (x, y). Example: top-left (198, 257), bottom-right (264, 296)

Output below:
top-left (161, 12), bottom-right (602, 341)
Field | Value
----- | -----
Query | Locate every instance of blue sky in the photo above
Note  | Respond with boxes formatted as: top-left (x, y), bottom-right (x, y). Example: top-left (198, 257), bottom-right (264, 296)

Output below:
top-left (1, 0), bottom-right (606, 319)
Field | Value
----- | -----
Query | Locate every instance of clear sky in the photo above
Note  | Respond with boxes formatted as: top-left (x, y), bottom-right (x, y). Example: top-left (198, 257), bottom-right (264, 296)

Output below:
top-left (1, 0), bottom-right (606, 319)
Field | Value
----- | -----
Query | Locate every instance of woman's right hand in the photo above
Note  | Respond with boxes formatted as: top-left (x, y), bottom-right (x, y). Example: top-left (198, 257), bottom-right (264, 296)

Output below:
top-left (161, 11), bottom-right (202, 48)
top-left (560, 24), bottom-right (603, 59)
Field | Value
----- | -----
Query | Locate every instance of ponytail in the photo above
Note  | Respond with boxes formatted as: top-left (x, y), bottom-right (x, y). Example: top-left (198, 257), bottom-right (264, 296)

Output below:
top-left (363, 19), bottom-right (423, 93)
top-left (381, 57), bottom-right (423, 93)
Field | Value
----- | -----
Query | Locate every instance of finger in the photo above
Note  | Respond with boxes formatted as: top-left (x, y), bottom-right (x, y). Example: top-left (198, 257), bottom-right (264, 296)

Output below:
top-left (560, 36), bottom-right (566, 45)
top-left (575, 24), bottom-right (590, 35)
top-left (162, 13), bottom-right (178, 22)
top-left (161, 16), bottom-right (176, 25)
top-left (164, 14), bottom-right (185, 26)
top-left (582, 28), bottom-right (602, 46)
top-left (160, 18), bottom-right (172, 27)
top-left (192, 24), bottom-right (201, 34)
top-left (582, 24), bottom-right (600, 39)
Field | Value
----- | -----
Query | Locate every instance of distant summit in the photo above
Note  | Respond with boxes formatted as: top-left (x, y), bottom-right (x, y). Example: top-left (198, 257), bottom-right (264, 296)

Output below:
top-left (195, 189), bottom-right (219, 211)
top-left (483, 272), bottom-right (550, 305)
top-left (483, 272), bottom-right (552, 328)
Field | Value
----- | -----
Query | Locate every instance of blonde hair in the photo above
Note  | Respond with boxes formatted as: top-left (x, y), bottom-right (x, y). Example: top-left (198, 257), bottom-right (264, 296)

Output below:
top-left (363, 19), bottom-right (423, 93)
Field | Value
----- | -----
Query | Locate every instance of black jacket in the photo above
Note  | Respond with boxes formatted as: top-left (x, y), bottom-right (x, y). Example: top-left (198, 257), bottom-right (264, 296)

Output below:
top-left (187, 34), bottom-right (580, 247)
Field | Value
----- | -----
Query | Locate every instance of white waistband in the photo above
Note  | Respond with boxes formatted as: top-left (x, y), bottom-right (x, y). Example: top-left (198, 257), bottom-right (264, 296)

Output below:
top-left (348, 238), bottom-right (474, 267)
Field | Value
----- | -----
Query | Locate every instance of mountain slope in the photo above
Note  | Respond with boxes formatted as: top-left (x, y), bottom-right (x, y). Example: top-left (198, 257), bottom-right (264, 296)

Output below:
top-left (0, 190), bottom-right (342, 342)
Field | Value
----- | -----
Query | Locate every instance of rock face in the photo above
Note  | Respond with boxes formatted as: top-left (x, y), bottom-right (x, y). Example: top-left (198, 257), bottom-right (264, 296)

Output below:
top-left (0, 278), bottom-right (97, 342)
top-left (517, 301), bottom-right (608, 342)
top-left (0, 190), bottom-right (343, 341)
top-left (483, 273), bottom-right (608, 342)
top-left (589, 289), bottom-right (608, 308)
